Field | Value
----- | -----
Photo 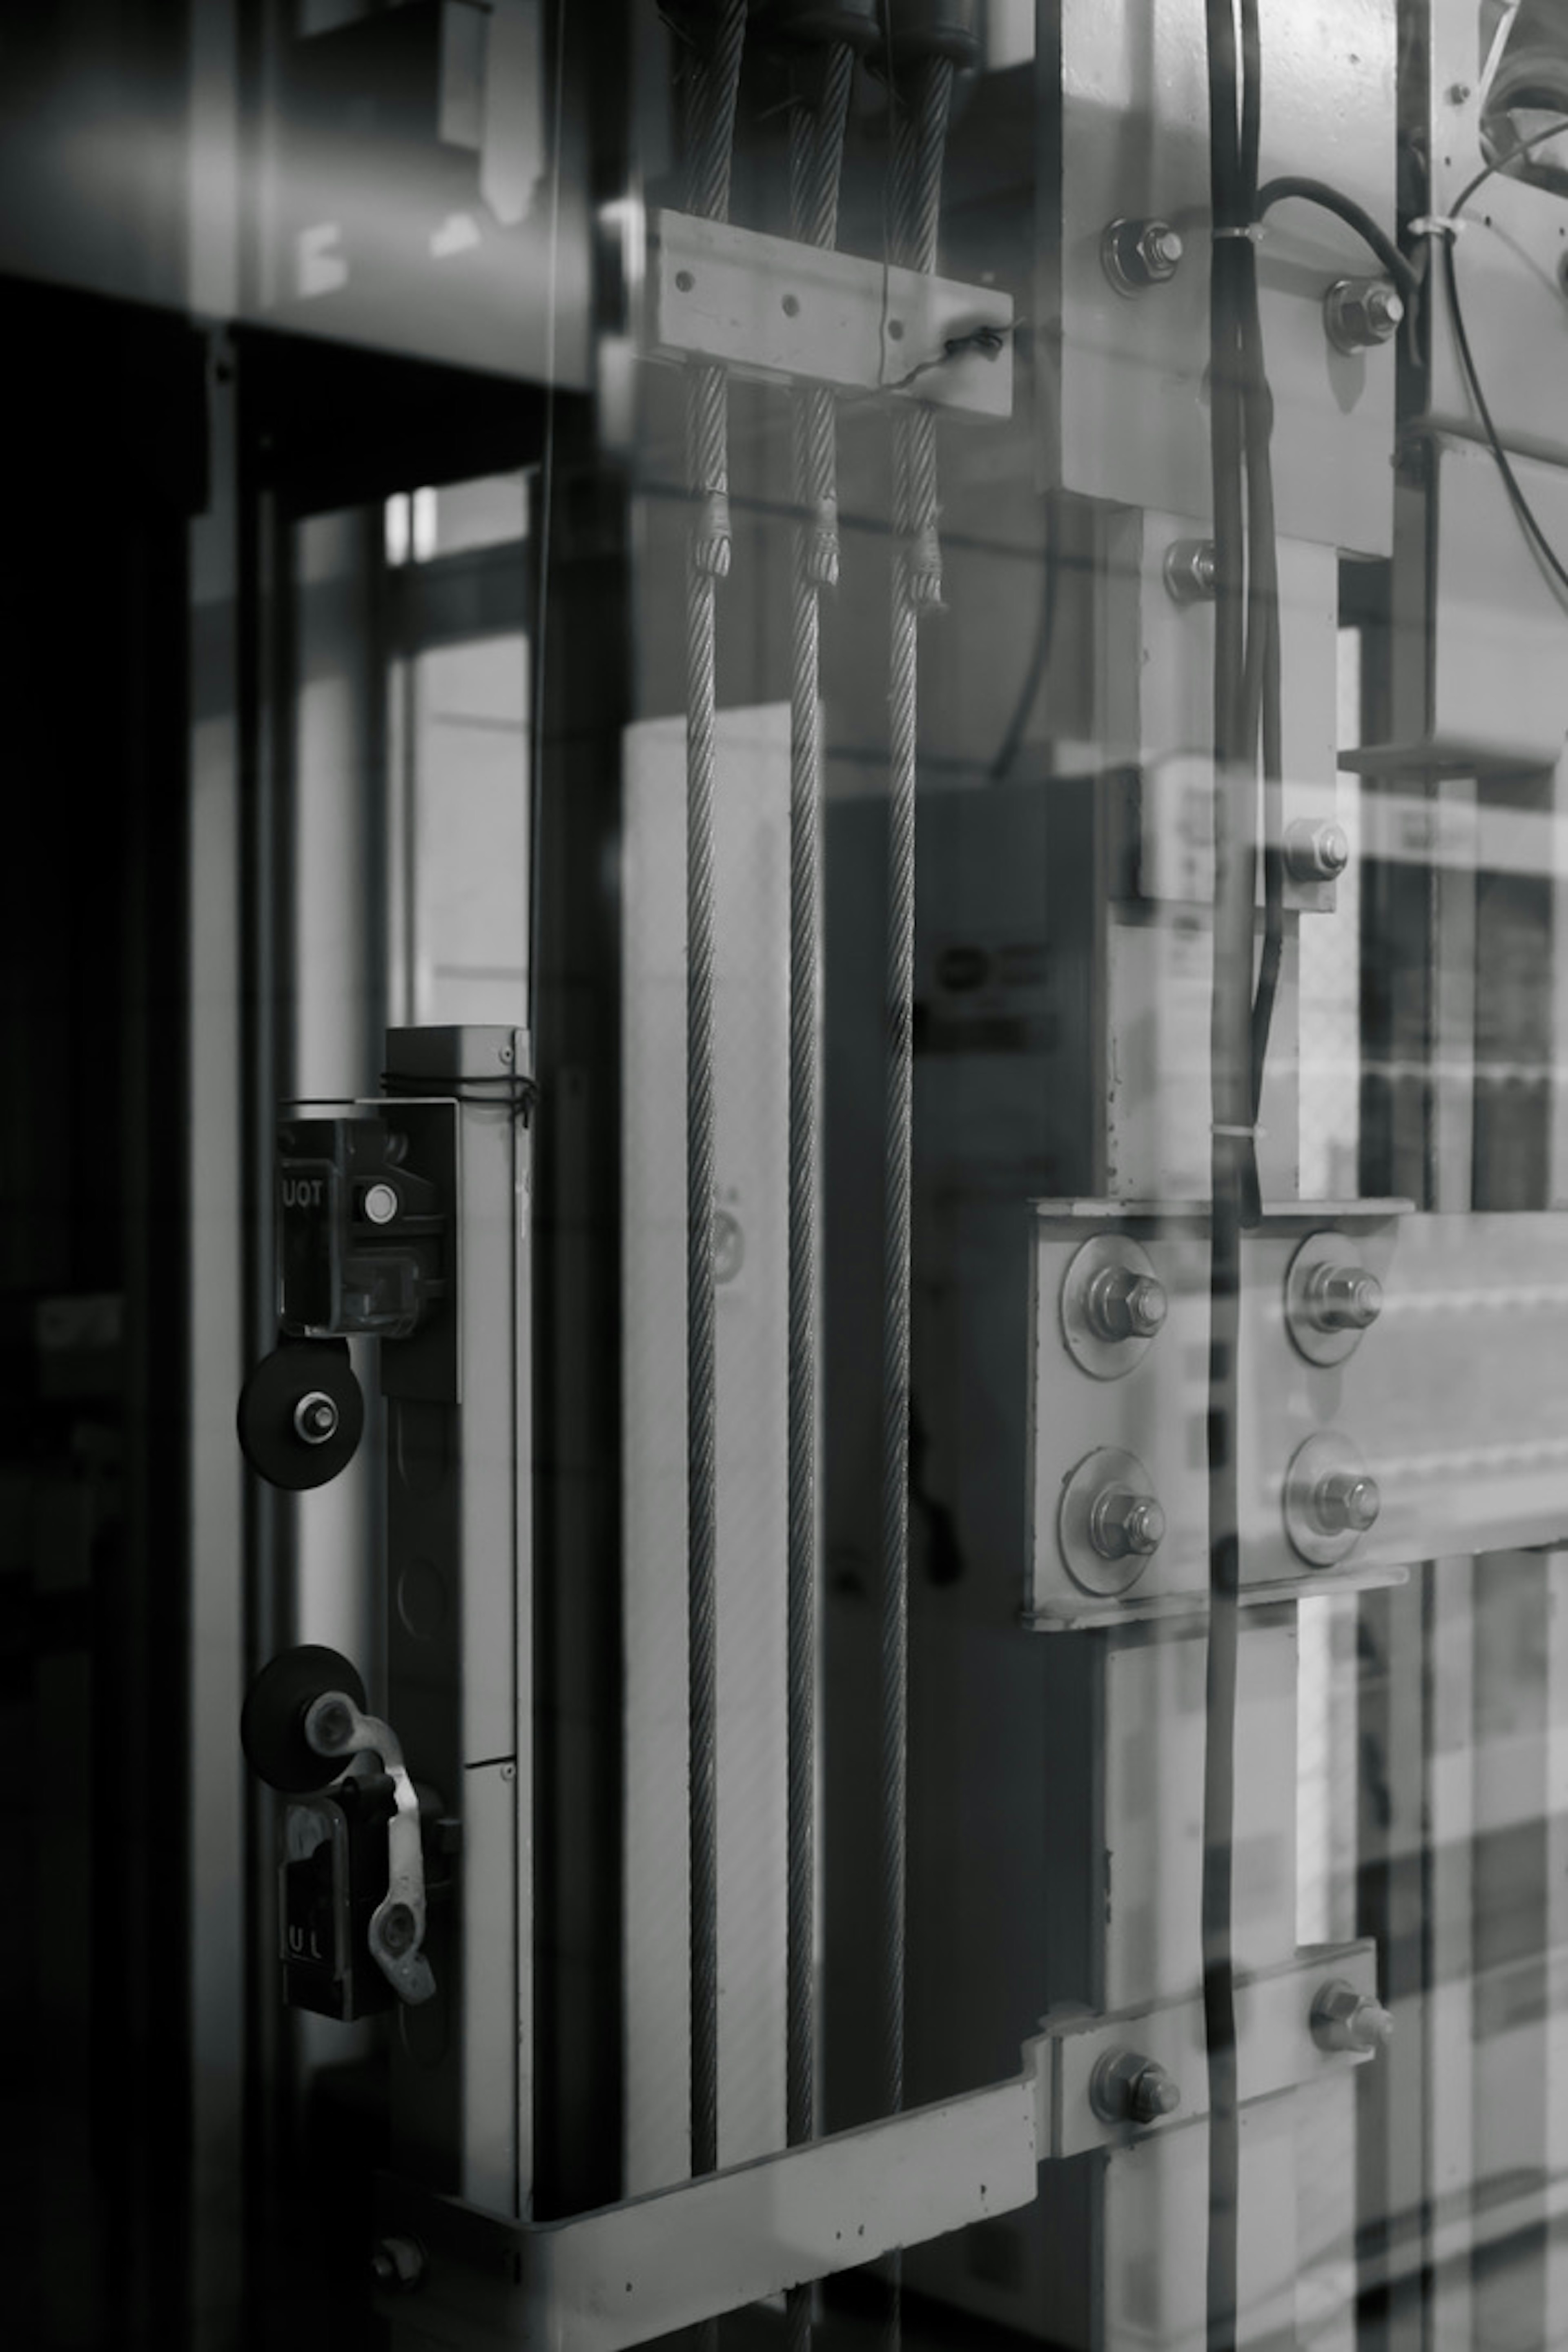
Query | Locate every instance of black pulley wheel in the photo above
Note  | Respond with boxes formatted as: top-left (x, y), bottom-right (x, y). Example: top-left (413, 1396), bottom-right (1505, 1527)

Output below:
top-left (237, 1340), bottom-right (363, 1491)
top-left (241, 1644), bottom-right (367, 1793)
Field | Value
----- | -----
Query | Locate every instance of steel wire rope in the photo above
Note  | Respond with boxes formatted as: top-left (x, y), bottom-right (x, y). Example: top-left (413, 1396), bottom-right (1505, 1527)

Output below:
top-left (1201, 4), bottom-right (1262, 2346)
top-left (675, 11), bottom-right (747, 2306)
top-left (782, 34), bottom-right (857, 2352)
top-left (876, 27), bottom-right (955, 2352)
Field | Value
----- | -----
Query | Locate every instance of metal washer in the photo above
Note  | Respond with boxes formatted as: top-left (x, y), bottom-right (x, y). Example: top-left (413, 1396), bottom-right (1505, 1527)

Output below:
top-left (1060, 1234), bottom-right (1164, 1381)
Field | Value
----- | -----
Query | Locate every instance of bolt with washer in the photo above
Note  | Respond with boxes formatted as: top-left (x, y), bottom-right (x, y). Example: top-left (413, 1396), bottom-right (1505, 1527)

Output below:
top-left (1301, 1262), bottom-right (1383, 1334)
top-left (293, 1390), bottom-right (340, 1447)
top-left (1310, 1468), bottom-right (1381, 1539)
top-left (1089, 1484), bottom-right (1167, 1564)
top-left (1312, 1979), bottom-right (1393, 2056)
top-left (1091, 2047), bottom-right (1182, 2127)
top-left (1323, 275), bottom-right (1403, 352)
top-left (1164, 538), bottom-right (1218, 604)
top-left (1102, 216), bottom-right (1185, 296)
top-left (1284, 818), bottom-right (1351, 883)
top-left (380, 1901), bottom-right (418, 1956)
top-left (1085, 1264), bottom-right (1168, 1343)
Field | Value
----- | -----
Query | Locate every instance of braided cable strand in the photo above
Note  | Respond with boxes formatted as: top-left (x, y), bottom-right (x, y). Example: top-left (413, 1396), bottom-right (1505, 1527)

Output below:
top-left (878, 48), bottom-right (954, 2352)
top-left (784, 45), bottom-right (855, 2352)
top-left (682, 0), bottom-right (747, 2241)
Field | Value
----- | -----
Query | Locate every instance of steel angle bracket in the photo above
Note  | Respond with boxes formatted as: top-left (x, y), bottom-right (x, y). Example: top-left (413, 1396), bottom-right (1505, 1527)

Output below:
top-left (374, 2057), bottom-right (1047, 2348)
top-left (1038, 1941), bottom-right (1383, 2160)
top-left (645, 209), bottom-right (1014, 418)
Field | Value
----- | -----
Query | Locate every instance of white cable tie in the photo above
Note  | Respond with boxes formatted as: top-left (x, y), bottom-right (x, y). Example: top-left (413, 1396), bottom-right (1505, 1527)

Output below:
top-left (1214, 223), bottom-right (1265, 242)
top-left (1211, 1121), bottom-right (1265, 1139)
top-left (1408, 214), bottom-right (1463, 241)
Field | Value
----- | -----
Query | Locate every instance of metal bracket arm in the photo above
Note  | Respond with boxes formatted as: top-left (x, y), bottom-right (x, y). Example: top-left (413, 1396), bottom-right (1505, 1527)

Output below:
top-left (646, 210), bottom-right (1015, 419)
top-left (375, 2064), bottom-right (1042, 2349)
top-left (305, 1691), bottom-right (437, 2007)
top-left (1038, 1940), bottom-right (1383, 2158)
top-left (371, 1942), bottom-right (1379, 2345)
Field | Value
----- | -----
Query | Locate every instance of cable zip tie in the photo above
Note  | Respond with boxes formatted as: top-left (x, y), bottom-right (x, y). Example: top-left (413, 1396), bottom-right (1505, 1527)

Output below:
top-left (1408, 213), bottom-right (1463, 240)
top-left (1211, 1120), bottom-right (1265, 1139)
top-left (1214, 221), bottom-right (1265, 240)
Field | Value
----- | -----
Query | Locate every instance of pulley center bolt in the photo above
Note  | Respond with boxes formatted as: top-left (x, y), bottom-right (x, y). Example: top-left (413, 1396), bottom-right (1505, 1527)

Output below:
top-left (1311, 1469), bottom-right (1381, 1537)
top-left (1085, 1265), bottom-right (1169, 1342)
top-left (294, 1390), bottom-right (340, 1446)
top-left (1102, 216), bottom-right (1185, 296)
top-left (1090, 2048), bottom-right (1182, 2127)
top-left (1311, 1979), bottom-right (1394, 2055)
top-left (370, 2235), bottom-right (426, 2293)
top-left (310, 1696), bottom-right (356, 1753)
top-left (1090, 1484), bottom-right (1167, 1562)
top-left (1302, 1263), bottom-right (1383, 1333)
top-left (1323, 275), bottom-right (1403, 352)
top-left (1284, 818), bottom-right (1351, 883)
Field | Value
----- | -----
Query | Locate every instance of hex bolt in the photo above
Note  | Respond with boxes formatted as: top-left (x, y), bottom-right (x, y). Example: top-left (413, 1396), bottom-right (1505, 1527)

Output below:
top-left (310, 1696), bottom-right (356, 1754)
top-left (293, 1390), bottom-right (340, 1447)
top-left (362, 1181), bottom-right (399, 1226)
top-left (1284, 817), bottom-right (1351, 883)
top-left (1085, 1264), bottom-right (1169, 1343)
top-left (1323, 275), bottom-right (1403, 353)
top-left (1312, 1979), bottom-right (1394, 2056)
top-left (1102, 216), bottom-right (1185, 296)
top-left (370, 2235), bottom-right (426, 2293)
top-left (381, 1902), bottom-right (418, 1956)
top-left (1164, 538), bottom-right (1218, 604)
top-left (1089, 1484), bottom-right (1167, 1563)
top-left (1301, 1262), bottom-right (1383, 1334)
top-left (1310, 1468), bottom-right (1381, 1538)
top-left (1090, 2048), bottom-right (1182, 2127)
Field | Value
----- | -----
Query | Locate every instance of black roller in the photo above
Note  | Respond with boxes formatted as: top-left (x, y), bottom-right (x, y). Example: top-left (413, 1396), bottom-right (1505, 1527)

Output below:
top-left (241, 1644), bottom-right (367, 1794)
top-left (236, 1339), bottom-right (363, 1492)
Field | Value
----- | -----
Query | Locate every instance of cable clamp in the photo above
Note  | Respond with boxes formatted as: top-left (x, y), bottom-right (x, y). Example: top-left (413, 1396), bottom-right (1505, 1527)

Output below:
top-left (1407, 214), bottom-right (1463, 241)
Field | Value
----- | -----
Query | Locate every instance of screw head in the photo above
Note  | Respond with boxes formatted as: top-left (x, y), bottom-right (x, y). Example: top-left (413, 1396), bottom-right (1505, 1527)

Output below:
top-left (1136, 220), bottom-right (1184, 279)
top-left (1164, 538), bottom-right (1218, 604)
top-left (293, 1390), bottom-right (340, 1447)
top-left (1102, 216), bottom-right (1185, 296)
top-left (1312, 1979), bottom-right (1394, 2055)
top-left (362, 1182), bottom-right (399, 1226)
top-left (1324, 275), bottom-right (1403, 353)
top-left (1285, 817), bottom-right (1351, 883)
top-left (1304, 1263), bottom-right (1383, 1333)
top-left (370, 2235), bottom-right (426, 2293)
top-left (1090, 1485), bottom-right (1167, 1562)
top-left (309, 1696), bottom-right (356, 1753)
top-left (1312, 1469), bottom-right (1381, 1537)
top-left (1090, 2047), bottom-right (1181, 2127)
top-left (1086, 1265), bottom-right (1169, 1343)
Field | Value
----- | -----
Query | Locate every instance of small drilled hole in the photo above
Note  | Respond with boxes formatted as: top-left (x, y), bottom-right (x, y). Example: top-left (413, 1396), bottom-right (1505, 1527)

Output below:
top-left (782, 292), bottom-right (800, 317)
top-left (675, 270), bottom-right (694, 292)
top-left (887, 318), bottom-right (905, 341)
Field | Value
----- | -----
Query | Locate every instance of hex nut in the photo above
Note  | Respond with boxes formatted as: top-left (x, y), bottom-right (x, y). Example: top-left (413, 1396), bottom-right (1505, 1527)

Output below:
top-left (1301, 1263), bottom-right (1383, 1334)
top-left (370, 2235), bottom-right (426, 2293)
top-left (1090, 2047), bottom-right (1181, 2127)
top-left (1085, 1265), bottom-right (1169, 1343)
top-left (1102, 216), bottom-right (1185, 296)
top-left (1089, 1486), bottom-right (1167, 1562)
top-left (1312, 1979), bottom-right (1393, 2056)
top-left (1164, 538), bottom-right (1218, 604)
top-left (1284, 818), bottom-right (1351, 883)
top-left (1311, 1470), bottom-right (1381, 1538)
top-left (1323, 276), bottom-right (1403, 352)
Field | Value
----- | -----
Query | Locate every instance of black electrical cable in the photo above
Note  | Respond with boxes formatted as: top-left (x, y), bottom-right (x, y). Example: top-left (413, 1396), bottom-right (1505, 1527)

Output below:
top-left (1437, 118), bottom-right (1568, 599)
top-left (986, 506), bottom-right (1059, 782)
top-left (1201, 1), bottom-right (1258, 2345)
top-left (1253, 174), bottom-right (1419, 309)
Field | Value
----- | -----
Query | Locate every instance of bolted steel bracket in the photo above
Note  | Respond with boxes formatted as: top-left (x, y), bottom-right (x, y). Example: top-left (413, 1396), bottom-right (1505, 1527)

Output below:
top-left (1038, 1941), bottom-right (1385, 2157)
